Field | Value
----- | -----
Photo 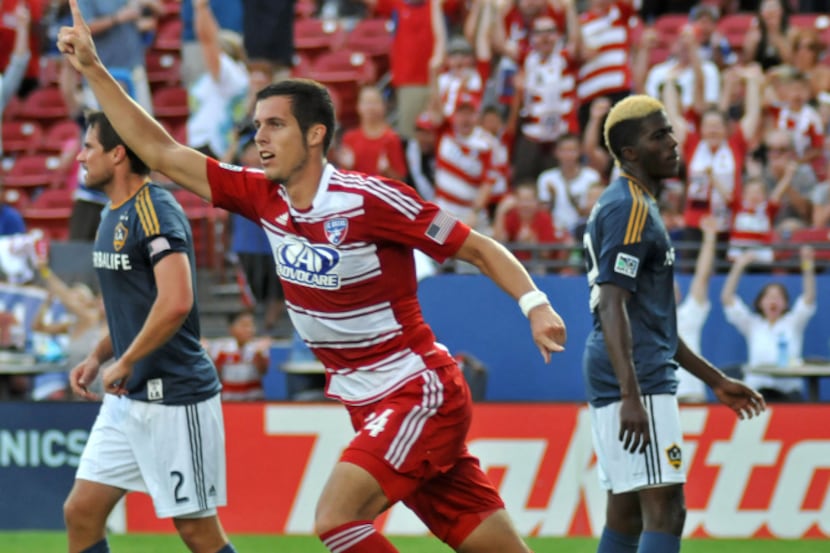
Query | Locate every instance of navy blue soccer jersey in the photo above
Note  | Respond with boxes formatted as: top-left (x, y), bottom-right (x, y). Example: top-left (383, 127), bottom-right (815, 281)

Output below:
top-left (93, 183), bottom-right (220, 404)
top-left (582, 175), bottom-right (679, 407)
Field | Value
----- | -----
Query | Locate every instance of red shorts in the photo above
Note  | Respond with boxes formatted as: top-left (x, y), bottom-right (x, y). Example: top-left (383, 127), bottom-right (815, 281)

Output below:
top-left (341, 363), bottom-right (504, 548)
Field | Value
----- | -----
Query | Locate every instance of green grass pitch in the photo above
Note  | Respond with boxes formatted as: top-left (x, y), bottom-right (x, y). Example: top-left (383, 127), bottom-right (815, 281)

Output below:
top-left (1, 533), bottom-right (825, 552)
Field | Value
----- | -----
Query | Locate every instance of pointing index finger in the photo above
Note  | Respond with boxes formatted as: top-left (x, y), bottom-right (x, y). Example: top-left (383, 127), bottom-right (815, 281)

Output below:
top-left (69, 0), bottom-right (87, 29)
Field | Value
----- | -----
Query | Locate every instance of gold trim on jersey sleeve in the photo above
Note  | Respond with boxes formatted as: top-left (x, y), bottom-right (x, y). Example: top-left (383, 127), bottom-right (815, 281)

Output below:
top-left (136, 188), bottom-right (160, 236)
top-left (623, 180), bottom-right (647, 245)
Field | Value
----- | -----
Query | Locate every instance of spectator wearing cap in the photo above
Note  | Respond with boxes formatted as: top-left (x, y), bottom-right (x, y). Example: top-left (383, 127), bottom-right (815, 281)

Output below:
top-left (508, 14), bottom-right (580, 183)
top-left (404, 113), bottom-right (438, 200)
top-left (336, 85), bottom-right (408, 181)
top-left (690, 3), bottom-right (737, 69)
top-left (436, 36), bottom-right (487, 118)
top-left (426, 86), bottom-right (497, 231)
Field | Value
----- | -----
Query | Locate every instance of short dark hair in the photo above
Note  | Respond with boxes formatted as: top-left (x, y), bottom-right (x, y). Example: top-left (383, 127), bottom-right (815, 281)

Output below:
top-left (227, 309), bottom-right (255, 326)
top-left (85, 111), bottom-right (150, 176)
top-left (256, 79), bottom-right (336, 154)
top-left (603, 95), bottom-right (665, 165)
top-left (753, 282), bottom-right (790, 315)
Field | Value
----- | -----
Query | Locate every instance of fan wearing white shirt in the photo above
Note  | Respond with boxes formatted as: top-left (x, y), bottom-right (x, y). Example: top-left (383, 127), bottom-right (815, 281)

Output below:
top-left (721, 246), bottom-right (817, 402)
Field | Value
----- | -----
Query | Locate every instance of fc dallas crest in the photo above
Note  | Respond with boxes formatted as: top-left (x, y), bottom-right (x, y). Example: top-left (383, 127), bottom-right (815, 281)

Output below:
top-left (324, 217), bottom-right (348, 246)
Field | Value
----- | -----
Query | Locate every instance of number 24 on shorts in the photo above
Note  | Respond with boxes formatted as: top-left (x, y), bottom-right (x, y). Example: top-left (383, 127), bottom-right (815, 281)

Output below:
top-left (363, 409), bottom-right (395, 437)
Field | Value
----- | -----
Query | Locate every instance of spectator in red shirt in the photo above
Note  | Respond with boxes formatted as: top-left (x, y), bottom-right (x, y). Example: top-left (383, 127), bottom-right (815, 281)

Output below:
top-left (369, 0), bottom-right (442, 139)
top-left (493, 181), bottom-right (568, 272)
top-left (336, 85), bottom-right (408, 181)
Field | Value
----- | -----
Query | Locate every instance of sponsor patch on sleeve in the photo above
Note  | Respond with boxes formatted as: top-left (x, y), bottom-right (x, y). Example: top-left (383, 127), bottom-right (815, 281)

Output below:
top-left (614, 252), bottom-right (640, 278)
top-left (218, 162), bottom-right (244, 172)
top-left (148, 236), bottom-right (171, 257)
top-left (425, 210), bottom-right (456, 245)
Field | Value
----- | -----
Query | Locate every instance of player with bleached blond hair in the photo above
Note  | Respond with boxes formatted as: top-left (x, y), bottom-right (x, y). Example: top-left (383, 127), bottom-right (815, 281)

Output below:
top-left (581, 94), bottom-right (765, 553)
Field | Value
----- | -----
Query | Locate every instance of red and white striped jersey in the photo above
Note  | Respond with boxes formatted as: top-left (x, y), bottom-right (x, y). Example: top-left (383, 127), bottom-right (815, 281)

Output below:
top-left (521, 45), bottom-right (579, 142)
top-left (434, 125), bottom-right (496, 219)
top-left (207, 159), bottom-right (470, 406)
top-left (730, 201), bottom-right (777, 248)
top-left (577, 1), bottom-right (637, 103)
top-left (770, 104), bottom-right (825, 158)
top-left (208, 337), bottom-right (266, 401)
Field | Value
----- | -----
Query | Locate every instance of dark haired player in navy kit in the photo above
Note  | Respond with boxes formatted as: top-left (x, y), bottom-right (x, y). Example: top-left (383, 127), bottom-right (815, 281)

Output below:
top-left (62, 111), bottom-right (236, 553)
top-left (582, 95), bottom-right (765, 553)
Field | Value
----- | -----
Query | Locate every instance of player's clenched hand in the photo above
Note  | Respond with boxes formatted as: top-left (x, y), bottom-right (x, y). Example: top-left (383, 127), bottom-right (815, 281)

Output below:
top-left (619, 397), bottom-right (650, 454)
top-left (102, 359), bottom-right (134, 396)
top-left (712, 377), bottom-right (766, 420)
top-left (529, 304), bottom-right (566, 363)
top-left (56, 0), bottom-right (99, 72)
top-left (70, 356), bottom-right (101, 401)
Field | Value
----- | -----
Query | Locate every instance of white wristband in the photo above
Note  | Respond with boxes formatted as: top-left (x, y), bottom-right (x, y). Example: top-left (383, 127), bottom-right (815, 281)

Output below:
top-left (519, 290), bottom-right (549, 317)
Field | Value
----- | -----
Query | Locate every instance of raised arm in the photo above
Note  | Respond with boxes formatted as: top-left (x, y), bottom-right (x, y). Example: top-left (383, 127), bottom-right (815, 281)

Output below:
top-left (58, 0), bottom-right (212, 201)
top-left (660, 69), bottom-right (688, 148)
top-left (688, 215), bottom-right (718, 304)
top-left (721, 250), bottom-right (754, 307)
top-left (800, 246), bottom-right (816, 306)
top-left (454, 230), bottom-right (566, 362)
top-left (1, 4), bottom-right (31, 111)
top-left (739, 64), bottom-right (763, 142)
top-left (582, 97), bottom-right (612, 174)
top-left (193, 0), bottom-right (222, 81)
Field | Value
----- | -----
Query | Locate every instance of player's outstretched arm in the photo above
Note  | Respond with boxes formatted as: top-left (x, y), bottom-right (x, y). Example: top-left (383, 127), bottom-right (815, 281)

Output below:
top-left (454, 230), bottom-right (566, 362)
top-left (675, 338), bottom-right (765, 419)
top-left (57, 0), bottom-right (212, 201)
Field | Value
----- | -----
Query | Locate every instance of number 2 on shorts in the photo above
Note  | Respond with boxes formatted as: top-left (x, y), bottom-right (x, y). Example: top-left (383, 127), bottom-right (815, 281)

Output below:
top-left (170, 470), bottom-right (190, 504)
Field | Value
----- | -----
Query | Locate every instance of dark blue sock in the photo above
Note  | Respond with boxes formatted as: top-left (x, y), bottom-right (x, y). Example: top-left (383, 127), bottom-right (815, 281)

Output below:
top-left (80, 539), bottom-right (109, 553)
top-left (215, 543), bottom-right (237, 553)
top-left (638, 531), bottom-right (680, 553)
top-left (597, 526), bottom-right (639, 553)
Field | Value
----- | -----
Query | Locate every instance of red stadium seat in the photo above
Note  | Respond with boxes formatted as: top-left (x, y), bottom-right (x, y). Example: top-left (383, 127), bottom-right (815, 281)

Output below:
top-left (145, 51), bottom-right (182, 89)
top-left (782, 228), bottom-right (830, 261)
top-left (4, 154), bottom-right (66, 194)
top-left (17, 87), bottom-right (70, 124)
top-left (3, 96), bottom-right (23, 121)
top-left (295, 0), bottom-right (316, 19)
top-left (30, 188), bottom-right (74, 209)
top-left (153, 18), bottom-right (183, 52)
top-left (152, 86), bottom-right (189, 127)
top-left (311, 50), bottom-right (377, 127)
top-left (344, 18), bottom-right (394, 76)
top-left (39, 120), bottom-right (81, 154)
top-left (172, 188), bottom-right (226, 269)
top-left (292, 52), bottom-right (314, 78)
top-left (294, 18), bottom-right (346, 60)
top-left (717, 13), bottom-right (754, 50)
top-left (2, 121), bottom-right (43, 155)
top-left (23, 206), bottom-right (72, 241)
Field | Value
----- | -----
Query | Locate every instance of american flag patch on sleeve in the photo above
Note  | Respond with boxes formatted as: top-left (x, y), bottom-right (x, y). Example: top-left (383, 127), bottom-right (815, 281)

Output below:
top-left (425, 210), bottom-right (456, 245)
top-left (148, 236), bottom-right (171, 257)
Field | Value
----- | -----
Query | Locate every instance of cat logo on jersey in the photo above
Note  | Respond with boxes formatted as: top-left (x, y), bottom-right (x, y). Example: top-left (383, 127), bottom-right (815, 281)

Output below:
top-left (324, 217), bottom-right (348, 246)
top-left (113, 222), bottom-right (128, 251)
top-left (666, 443), bottom-right (682, 470)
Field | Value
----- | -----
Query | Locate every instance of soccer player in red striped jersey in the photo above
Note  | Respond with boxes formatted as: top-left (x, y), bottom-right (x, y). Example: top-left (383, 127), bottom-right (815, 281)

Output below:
top-left (59, 2), bottom-right (568, 552)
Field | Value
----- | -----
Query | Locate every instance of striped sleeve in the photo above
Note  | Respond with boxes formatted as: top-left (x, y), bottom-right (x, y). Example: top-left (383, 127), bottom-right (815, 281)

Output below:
top-left (136, 187), bottom-right (161, 237)
top-left (623, 180), bottom-right (648, 245)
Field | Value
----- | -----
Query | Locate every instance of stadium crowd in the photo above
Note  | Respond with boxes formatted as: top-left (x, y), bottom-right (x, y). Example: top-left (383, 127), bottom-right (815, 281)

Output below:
top-left (1, 0), bottom-right (830, 400)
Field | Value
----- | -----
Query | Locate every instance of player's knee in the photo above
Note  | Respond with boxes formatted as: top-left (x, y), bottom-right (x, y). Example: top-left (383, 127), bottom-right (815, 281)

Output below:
top-left (643, 495), bottom-right (686, 534)
top-left (174, 518), bottom-right (225, 553)
top-left (63, 495), bottom-right (99, 531)
top-left (314, 504), bottom-right (347, 537)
